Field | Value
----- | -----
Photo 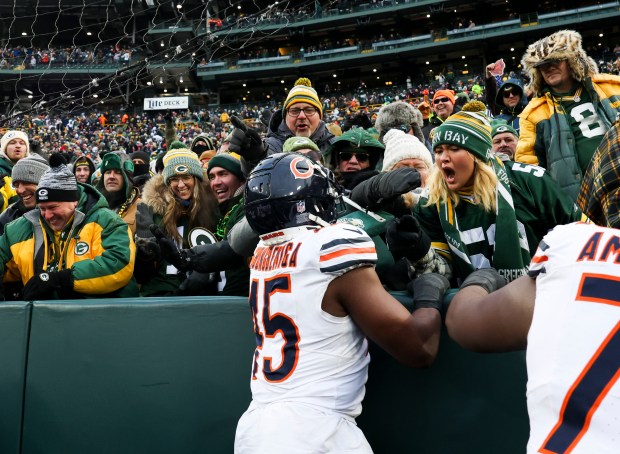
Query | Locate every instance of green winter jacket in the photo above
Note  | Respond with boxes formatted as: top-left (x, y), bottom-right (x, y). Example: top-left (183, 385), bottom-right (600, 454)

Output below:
top-left (0, 183), bottom-right (139, 299)
top-left (415, 161), bottom-right (582, 283)
top-left (516, 74), bottom-right (620, 200)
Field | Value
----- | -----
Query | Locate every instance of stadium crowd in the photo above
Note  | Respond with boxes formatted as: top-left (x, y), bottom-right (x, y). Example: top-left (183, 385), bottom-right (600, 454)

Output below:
top-left (0, 28), bottom-right (617, 303)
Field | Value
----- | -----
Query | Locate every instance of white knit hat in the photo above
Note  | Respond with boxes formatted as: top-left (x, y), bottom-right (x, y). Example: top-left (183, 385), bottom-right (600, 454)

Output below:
top-left (1, 130), bottom-right (30, 156)
top-left (381, 129), bottom-right (433, 172)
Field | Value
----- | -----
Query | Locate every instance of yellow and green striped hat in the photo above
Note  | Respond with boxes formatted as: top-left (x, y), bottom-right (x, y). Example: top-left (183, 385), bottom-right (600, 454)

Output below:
top-left (283, 78), bottom-right (322, 117)
top-left (431, 110), bottom-right (493, 162)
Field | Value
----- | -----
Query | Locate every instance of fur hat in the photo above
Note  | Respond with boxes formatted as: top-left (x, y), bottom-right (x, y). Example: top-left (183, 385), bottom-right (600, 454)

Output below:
top-left (521, 30), bottom-right (598, 95)
top-left (162, 148), bottom-right (204, 186)
top-left (1, 130), bottom-right (30, 157)
top-left (382, 129), bottom-right (433, 172)
top-left (432, 111), bottom-right (493, 163)
top-left (36, 153), bottom-right (79, 202)
top-left (375, 102), bottom-right (424, 141)
top-left (283, 78), bottom-right (323, 117)
top-left (207, 152), bottom-right (245, 181)
top-left (11, 154), bottom-right (49, 184)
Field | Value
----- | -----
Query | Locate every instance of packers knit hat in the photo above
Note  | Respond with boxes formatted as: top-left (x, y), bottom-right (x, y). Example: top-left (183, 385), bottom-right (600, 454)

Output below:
top-left (1, 130), bottom-right (30, 156)
top-left (36, 153), bottom-right (79, 202)
top-left (12, 154), bottom-right (49, 184)
top-left (431, 111), bottom-right (493, 162)
top-left (283, 78), bottom-right (322, 117)
top-left (433, 89), bottom-right (456, 105)
top-left (382, 129), bottom-right (433, 172)
top-left (162, 148), bottom-right (204, 185)
top-left (207, 152), bottom-right (245, 181)
top-left (282, 136), bottom-right (320, 154)
top-left (491, 119), bottom-right (518, 139)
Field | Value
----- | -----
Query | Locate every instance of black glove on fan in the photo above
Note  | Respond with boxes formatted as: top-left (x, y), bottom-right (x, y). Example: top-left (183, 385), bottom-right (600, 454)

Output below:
top-left (150, 224), bottom-right (191, 272)
top-left (386, 214), bottom-right (431, 263)
top-left (22, 269), bottom-right (73, 301)
top-left (460, 268), bottom-right (507, 294)
top-left (228, 115), bottom-right (266, 161)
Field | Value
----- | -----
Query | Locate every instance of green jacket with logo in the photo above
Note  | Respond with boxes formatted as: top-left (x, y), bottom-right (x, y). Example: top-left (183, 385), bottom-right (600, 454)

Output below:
top-left (0, 183), bottom-right (138, 299)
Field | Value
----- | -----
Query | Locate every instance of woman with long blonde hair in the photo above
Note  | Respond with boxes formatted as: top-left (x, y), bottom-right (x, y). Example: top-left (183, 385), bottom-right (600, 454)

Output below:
top-left (389, 109), bottom-right (581, 285)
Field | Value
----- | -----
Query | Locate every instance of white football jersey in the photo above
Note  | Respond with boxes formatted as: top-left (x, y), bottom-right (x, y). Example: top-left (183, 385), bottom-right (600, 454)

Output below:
top-left (247, 223), bottom-right (378, 418)
top-left (526, 222), bottom-right (620, 454)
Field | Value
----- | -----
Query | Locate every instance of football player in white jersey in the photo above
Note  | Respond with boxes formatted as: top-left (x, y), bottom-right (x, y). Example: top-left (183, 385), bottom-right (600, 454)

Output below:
top-left (234, 153), bottom-right (448, 454)
top-left (446, 222), bottom-right (620, 454)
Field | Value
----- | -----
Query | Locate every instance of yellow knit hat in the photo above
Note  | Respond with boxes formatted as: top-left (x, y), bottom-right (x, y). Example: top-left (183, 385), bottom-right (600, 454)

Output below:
top-left (283, 78), bottom-right (323, 117)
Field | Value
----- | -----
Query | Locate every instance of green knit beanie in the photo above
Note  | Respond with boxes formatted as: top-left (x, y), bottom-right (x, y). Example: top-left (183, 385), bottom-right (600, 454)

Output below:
top-left (491, 119), bottom-right (518, 139)
top-left (207, 152), bottom-right (245, 181)
top-left (431, 111), bottom-right (493, 162)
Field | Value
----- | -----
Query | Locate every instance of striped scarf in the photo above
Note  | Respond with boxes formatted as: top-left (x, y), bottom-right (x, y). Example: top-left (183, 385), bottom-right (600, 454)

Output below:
top-left (438, 156), bottom-right (530, 282)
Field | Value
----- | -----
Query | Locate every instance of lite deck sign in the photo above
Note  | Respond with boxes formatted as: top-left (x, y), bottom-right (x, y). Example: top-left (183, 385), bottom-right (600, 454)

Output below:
top-left (144, 96), bottom-right (189, 110)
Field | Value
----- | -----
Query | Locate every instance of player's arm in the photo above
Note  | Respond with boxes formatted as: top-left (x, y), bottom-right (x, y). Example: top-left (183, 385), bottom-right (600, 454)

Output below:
top-left (324, 266), bottom-right (442, 368)
top-left (446, 275), bottom-right (535, 352)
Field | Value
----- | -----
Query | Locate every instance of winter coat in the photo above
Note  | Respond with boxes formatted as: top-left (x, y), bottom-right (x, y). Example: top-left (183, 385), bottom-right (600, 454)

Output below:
top-left (264, 109), bottom-right (336, 155)
top-left (0, 183), bottom-right (139, 298)
top-left (516, 74), bottom-right (620, 200)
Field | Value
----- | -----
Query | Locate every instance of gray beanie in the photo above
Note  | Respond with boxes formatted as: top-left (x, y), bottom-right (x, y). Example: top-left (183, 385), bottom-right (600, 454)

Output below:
top-left (36, 153), bottom-right (79, 203)
top-left (12, 154), bottom-right (49, 184)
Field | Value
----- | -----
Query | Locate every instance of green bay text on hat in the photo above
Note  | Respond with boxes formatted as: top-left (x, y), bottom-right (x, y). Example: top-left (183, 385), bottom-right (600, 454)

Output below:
top-left (207, 152), bottom-right (245, 181)
top-left (162, 148), bottom-right (204, 186)
top-left (283, 78), bottom-right (322, 117)
top-left (431, 111), bottom-right (493, 162)
top-left (491, 119), bottom-right (518, 139)
top-left (282, 136), bottom-right (320, 154)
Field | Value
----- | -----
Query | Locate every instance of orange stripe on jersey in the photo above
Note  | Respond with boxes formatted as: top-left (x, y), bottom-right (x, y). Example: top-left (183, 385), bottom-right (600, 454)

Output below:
top-left (319, 247), bottom-right (376, 262)
top-left (531, 254), bottom-right (548, 264)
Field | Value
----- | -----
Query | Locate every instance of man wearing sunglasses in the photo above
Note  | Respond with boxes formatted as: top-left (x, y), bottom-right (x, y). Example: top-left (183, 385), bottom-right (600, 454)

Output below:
top-left (484, 64), bottom-right (528, 134)
top-left (516, 29), bottom-right (620, 202)
top-left (424, 89), bottom-right (457, 142)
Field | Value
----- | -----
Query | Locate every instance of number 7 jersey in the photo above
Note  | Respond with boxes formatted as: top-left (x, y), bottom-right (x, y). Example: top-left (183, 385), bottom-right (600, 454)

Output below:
top-left (526, 222), bottom-right (620, 454)
top-left (247, 224), bottom-right (378, 418)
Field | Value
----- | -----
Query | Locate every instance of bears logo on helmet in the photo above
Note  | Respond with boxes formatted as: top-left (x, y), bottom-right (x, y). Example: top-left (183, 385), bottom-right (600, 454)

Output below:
top-left (245, 153), bottom-right (342, 235)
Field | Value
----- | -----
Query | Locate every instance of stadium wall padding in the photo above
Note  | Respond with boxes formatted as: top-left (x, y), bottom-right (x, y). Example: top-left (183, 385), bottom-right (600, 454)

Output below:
top-left (1, 294), bottom-right (528, 454)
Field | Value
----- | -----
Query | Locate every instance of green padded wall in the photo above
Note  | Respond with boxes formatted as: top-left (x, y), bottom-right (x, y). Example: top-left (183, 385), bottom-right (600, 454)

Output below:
top-left (22, 297), bottom-right (255, 454)
top-left (357, 292), bottom-right (529, 453)
top-left (18, 295), bottom-right (528, 454)
top-left (0, 301), bottom-right (30, 454)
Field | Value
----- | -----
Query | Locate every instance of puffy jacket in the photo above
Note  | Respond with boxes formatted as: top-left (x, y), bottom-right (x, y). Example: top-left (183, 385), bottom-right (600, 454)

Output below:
top-left (264, 109), bottom-right (336, 155)
top-left (516, 74), bottom-right (620, 200)
top-left (0, 183), bottom-right (138, 298)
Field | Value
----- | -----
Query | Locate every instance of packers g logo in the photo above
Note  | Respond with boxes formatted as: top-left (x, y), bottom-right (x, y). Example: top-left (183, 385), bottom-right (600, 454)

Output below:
top-left (289, 156), bottom-right (314, 179)
top-left (188, 228), bottom-right (217, 247)
top-left (496, 126), bottom-right (509, 133)
top-left (174, 164), bottom-right (189, 174)
top-left (75, 241), bottom-right (89, 256)
top-left (37, 188), bottom-right (49, 200)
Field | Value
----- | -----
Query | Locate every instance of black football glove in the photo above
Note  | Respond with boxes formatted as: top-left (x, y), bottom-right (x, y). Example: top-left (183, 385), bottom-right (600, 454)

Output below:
top-left (150, 224), bottom-right (191, 272)
top-left (22, 269), bottom-right (73, 301)
top-left (228, 115), bottom-right (266, 161)
top-left (460, 268), bottom-right (507, 294)
top-left (410, 273), bottom-right (451, 313)
top-left (386, 215), bottom-right (431, 263)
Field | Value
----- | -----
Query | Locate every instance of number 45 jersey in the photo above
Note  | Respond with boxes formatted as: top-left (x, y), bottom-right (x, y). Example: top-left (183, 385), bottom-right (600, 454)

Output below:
top-left (247, 224), bottom-right (378, 418)
top-left (526, 222), bottom-right (620, 454)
